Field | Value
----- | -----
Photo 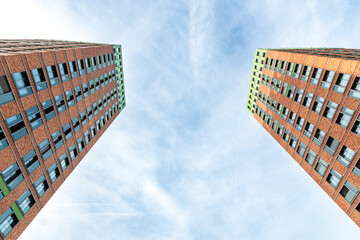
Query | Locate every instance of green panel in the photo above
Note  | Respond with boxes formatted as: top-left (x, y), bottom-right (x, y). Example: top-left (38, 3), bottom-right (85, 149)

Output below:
top-left (0, 175), bottom-right (10, 196)
top-left (11, 202), bottom-right (23, 221)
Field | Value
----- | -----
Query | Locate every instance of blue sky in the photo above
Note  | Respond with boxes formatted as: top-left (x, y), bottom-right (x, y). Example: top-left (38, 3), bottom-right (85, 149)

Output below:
top-left (2, 0), bottom-right (360, 239)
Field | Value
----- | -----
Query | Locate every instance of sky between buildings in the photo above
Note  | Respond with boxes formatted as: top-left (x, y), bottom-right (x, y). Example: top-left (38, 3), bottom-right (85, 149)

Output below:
top-left (2, 0), bottom-right (360, 239)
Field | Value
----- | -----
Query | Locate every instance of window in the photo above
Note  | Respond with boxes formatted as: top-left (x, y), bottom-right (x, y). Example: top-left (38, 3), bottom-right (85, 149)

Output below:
top-left (340, 181), bottom-right (359, 203)
top-left (55, 94), bottom-right (66, 113)
top-left (89, 79), bottom-right (95, 94)
top-left (72, 116), bottom-right (80, 133)
top-left (288, 111), bottom-right (296, 125)
top-left (269, 59), bottom-right (274, 70)
top-left (41, 99), bottom-right (56, 121)
top-left (91, 57), bottom-right (97, 71)
top-left (297, 141), bottom-right (306, 157)
top-left (16, 189), bottom-right (35, 215)
top-left (281, 82), bottom-right (289, 96)
top-left (26, 106), bottom-right (43, 130)
top-left (301, 66), bottom-right (312, 82)
top-left (82, 82), bottom-right (89, 98)
top-left (34, 175), bottom-right (49, 197)
top-left (0, 208), bottom-right (19, 237)
top-left (295, 116), bottom-right (305, 131)
top-left (31, 68), bottom-right (48, 91)
top-left (63, 123), bottom-right (73, 140)
top-left (48, 162), bottom-right (60, 183)
top-left (312, 96), bottom-right (325, 114)
top-left (68, 61), bottom-right (78, 79)
top-left (337, 145), bottom-right (355, 167)
top-left (281, 106), bottom-right (289, 120)
top-left (1, 162), bottom-right (24, 191)
top-left (22, 149), bottom-right (40, 174)
top-left (6, 113), bottom-right (28, 141)
top-left (95, 78), bottom-right (100, 91)
top-left (59, 152), bottom-right (69, 171)
top-left (326, 168), bottom-right (342, 189)
top-left (65, 89), bottom-right (75, 108)
top-left (80, 111), bottom-right (87, 126)
top-left (303, 122), bottom-right (314, 138)
top-left (275, 79), bottom-right (282, 92)
top-left (351, 113), bottom-right (360, 135)
top-left (97, 56), bottom-right (102, 69)
top-left (324, 136), bottom-right (339, 156)
top-left (85, 130), bottom-right (91, 144)
top-left (276, 124), bottom-right (284, 136)
top-left (69, 144), bottom-right (78, 160)
top-left (287, 85), bottom-right (295, 99)
top-left (0, 126), bottom-right (8, 151)
top-left (0, 75), bottom-right (14, 106)
top-left (87, 106), bottom-right (93, 120)
top-left (279, 61), bottom-right (286, 74)
top-left (77, 59), bottom-right (85, 76)
top-left (294, 88), bottom-right (304, 103)
top-left (77, 136), bottom-right (85, 152)
top-left (96, 119), bottom-right (101, 131)
top-left (100, 75), bottom-right (105, 88)
top-left (85, 58), bottom-right (91, 73)
top-left (12, 71), bottom-right (32, 97)
top-left (101, 55), bottom-right (106, 67)
top-left (315, 158), bottom-right (328, 176)
top-left (58, 63), bottom-right (69, 82)
top-left (333, 73), bottom-right (351, 94)
top-left (348, 76), bottom-right (360, 99)
top-left (286, 62), bottom-right (294, 76)
top-left (302, 92), bottom-right (313, 108)
top-left (320, 70), bottom-right (335, 89)
top-left (336, 107), bottom-right (354, 128)
top-left (354, 159), bottom-right (360, 178)
top-left (93, 102), bottom-right (98, 115)
top-left (39, 138), bottom-right (53, 161)
top-left (75, 86), bottom-right (82, 102)
top-left (46, 65), bottom-right (59, 86)
top-left (289, 135), bottom-right (298, 149)
top-left (105, 73), bottom-right (109, 85)
top-left (323, 101), bottom-right (338, 120)
top-left (91, 125), bottom-right (96, 138)
top-left (98, 99), bottom-right (103, 111)
top-left (305, 149), bottom-right (316, 166)
top-left (276, 103), bottom-right (282, 115)
top-left (313, 128), bottom-right (326, 146)
top-left (292, 64), bottom-right (302, 78)
top-left (52, 130), bottom-right (63, 150)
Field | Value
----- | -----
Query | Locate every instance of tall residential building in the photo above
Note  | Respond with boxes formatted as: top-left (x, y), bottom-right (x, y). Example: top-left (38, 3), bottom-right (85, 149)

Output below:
top-left (0, 39), bottom-right (125, 239)
top-left (247, 48), bottom-right (360, 227)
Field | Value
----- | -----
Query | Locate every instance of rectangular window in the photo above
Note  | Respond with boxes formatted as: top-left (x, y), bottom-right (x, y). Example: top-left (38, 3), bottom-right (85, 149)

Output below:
top-left (91, 125), bottom-right (96, 138)
top-left (103, 95), bottom-right (107, 107)
top-left (48, 162), bottom-right (60, 183)
top-left (340, 181), bottom-right (359, 203)
top-left (65, 89), bottom-right (75, 108)
top-left (303, 122), bottom-right (314, 138)
top-left (63, 123), bottom-right (73, 140)
top-left (96, 119), bottom-right (101, 131)
top-left (1, 162), bottom-right (24, 191)
top-left (85, 130), bottom-right (91, 144)
top-left (0, 75), bottom-right (15, 106)
top-left (312, 96), bottom-right (325, 114)
top-left (289, 135), bottom-right (298, 149)
top-left (34, 175), bottom-right (49, 197)
top-left (270, 78), bottom-right (276, 90)
top-left (91, 57), bottom-right (97, 71)
top-left (320, 70), bottom-right (335, 89)
top-left (281, 106), bottom-right (289, 120)
top-left (302, 92), bottom-right (313, 108)
top-left (77, 137), bottom-right (85, 152)
top-left (315, 158), bottom-right (328, 176)
top-left (6, 113), bottom-right (28, 141)
top-left (326, 168), bottom-right (342, 189)
top-left (55, 94), bottom-right (66, 113)
top-left (77, 59), bottom-right (85, 76)
top-left (301, 66), bottom-right (312, 82)
top-left (98, 99), bottom-right (103, 111)
top-left (26, 106), bottom-right (43, 130)
top-left (305, 149), bottom-right (316, 166)
top-left (31, 68), bottom-right (48, 91)
top-left (41, 99), bottom-right (56, 121)
top-left (281, 82), bottom-right (289, 96)
top-left (68, 61), bottom-right (78, 79)
top-left (275, 79), bottom-right (282, 92)
top-left (313, 128), bottom-right (326, 146)
top-left (82, 83), bottom-right (89, 98)
top-left (294, 88), bottom-right (304, 103)
top-left (296, 141), bottom-right (306, 157)
top-left (100, 75), bottom-right (105, 88)
top-left (348, 76), bottom-right (360, 99)
top-left (105, 73), bottom-right (109, 85)
top-left (336, 107), bottom-right (354, 129)
top-left (59, 152), bottom-right (69, 171)
top-left (51, 130), bottom-right (63, 150)
top-left (333, 73), bottom-right (351, 94)
top-left (93, 102), bottom-right (98, 115)
top-left (295, 116), bottom-right (305, 131)
top-left (12, 71), bottom-right (33, 97)
top-left (58, 63), bottom-right (69, 82)
top-left (353, 159), bottom-right (360, 178)
top-left (323, 101), bottom-right (338, 120)
top-left (351, 113), bottom-right (360, 135)
top-left (288, 111), bottom-right (296, 125)
top-left (72, 116), bottom-right (80, 133)
top-left (310, 67), bottom-right (323, 85)
top-left (97, 56), bottom-right (102, 69)
top-left (101, 55), bottom-right (106, 67)
top-left (324, 136), bottom-right (339, 156)
top-left (80, 111), bottom-right (87, 126)
top-left (87, 106), bottom-right (93, 120)
top-left (337, 145), bottom-right (355, 167)
top-left (75, 86), bottom-right (82, 102)
top-left (85, 58), bottom-right (91, 73)
top-left (69, 144), bottom-right (78, 161)
top-left (292, 64), bottom-right (302, 78)
top-left (286, 62), bottom-right (294, 76)
top-left (46, 65), bottom-right (59, 86)
top-left (276, 124), bottom-right (284, 136)
top-left (280, 61), bottom-right (286, 74)
top-left (95, 78), bottom-right (100, 91)
top-left (16, 189), bottom-right (35, 215)
top-left (0, 208), bottom-right (19, 237)
top-left (287, 85), bottom-right (295, 99)
top-left (22, 149), bottom-right (40, 174)
top-left (39, 138), bottom-right (53, 161)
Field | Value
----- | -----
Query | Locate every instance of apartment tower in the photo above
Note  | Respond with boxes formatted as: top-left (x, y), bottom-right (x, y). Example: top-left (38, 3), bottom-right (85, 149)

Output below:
top-left (247, 48), bottom-right (360, 227)
top-left (0, 39), bottom-right (125, 239)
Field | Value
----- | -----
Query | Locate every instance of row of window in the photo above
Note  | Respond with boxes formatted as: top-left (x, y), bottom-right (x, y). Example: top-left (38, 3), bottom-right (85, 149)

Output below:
top-left (0, 53), bottom-right (115, 106)
top-left (256, 106), bottom-right (360, 206)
